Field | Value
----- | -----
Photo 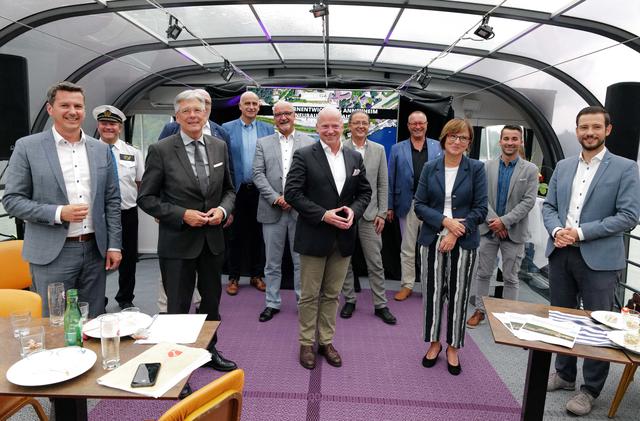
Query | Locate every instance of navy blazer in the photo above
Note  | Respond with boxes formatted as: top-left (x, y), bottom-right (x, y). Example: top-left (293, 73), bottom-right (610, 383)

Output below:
top-left (158, 120), bottom-right (230, 143)
top-left (388, 138), bottom-right (442, 218)
top-left (414, 155), bottom-right (488, 250)
top-left (222, 118), bottom-right (274, 191)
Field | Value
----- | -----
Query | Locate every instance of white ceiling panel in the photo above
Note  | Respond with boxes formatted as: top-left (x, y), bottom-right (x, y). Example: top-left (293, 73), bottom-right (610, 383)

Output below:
top-left (330, 44), bottom-right (381, 62)
top-left (0, 0), bottom-right (92, 30)
top-left (179, 43), bottom-right (279, 64)
top-left (377, 47), bottom-right (477, 72)
top-left (276, 43), bottom-right (325, 61)
top-left (329, 5), bottom-right (399, 39)
top-left (253, 4), bottom-right (323, 37)
top-left (564, 0), bottom-right (640, 36)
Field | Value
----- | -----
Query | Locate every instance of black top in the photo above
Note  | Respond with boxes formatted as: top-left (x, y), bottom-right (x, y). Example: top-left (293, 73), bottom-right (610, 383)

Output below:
top-left (411, 142), bottom-right (428, 193)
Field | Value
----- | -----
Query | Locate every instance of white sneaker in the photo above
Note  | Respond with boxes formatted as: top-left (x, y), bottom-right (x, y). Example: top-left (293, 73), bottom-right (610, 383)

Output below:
top-left (547, 372), bottom-right (576, 391)
top-left (566, 391), bottom-right (595, 416)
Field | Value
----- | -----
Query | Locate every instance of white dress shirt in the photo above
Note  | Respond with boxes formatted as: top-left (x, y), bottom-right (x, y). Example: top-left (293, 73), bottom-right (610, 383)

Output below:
top-left (321, 140), bottom-right (346, 196)
top-left (441, 166), bottom-right (459, 236)
top-left (52, 127), bottom-right (93, 236)
top-left (279, 130), bottom-right (296, 191)
top-left (102, 138), bottom-right (144, 210)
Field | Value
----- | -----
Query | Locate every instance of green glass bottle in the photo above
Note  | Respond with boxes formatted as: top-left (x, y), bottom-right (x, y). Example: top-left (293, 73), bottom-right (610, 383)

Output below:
top-left (63, 289), bottom-right (83, 347)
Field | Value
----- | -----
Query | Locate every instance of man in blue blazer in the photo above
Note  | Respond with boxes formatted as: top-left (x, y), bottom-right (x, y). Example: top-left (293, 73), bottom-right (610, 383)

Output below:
top-left (543, 106), bottom-right (640, 416)
top-left (157, 89), bottom-right (229, 143)
top-left (387, 111), bottom-right (442, 301)
top-left (222, 91), bottom-right (274, 295)
top-left (3, 81), bottom-right (122, 318)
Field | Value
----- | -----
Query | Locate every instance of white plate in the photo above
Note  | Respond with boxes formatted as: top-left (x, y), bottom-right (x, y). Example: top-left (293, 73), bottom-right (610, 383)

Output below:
top-left (83, 312), bottom-right (153, 338)
top-left (591, 311), bottom-right (627, 330)
top-left (608, 330), bottom-right (640, 354)
top-left (6, 347), bottom-right (97, 386)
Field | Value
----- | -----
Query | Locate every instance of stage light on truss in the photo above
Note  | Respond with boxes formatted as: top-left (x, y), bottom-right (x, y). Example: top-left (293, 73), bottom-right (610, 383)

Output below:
top-left (416, 68), bottom-right (432, 89)
top-left (474, 15), bottom-right (495, 40)
top-left (310, 3), bottom-right (329, 18)
top-left (220, 60), bottom-right (235, 82)
top-left (166, 16), bottom-right (182, 40)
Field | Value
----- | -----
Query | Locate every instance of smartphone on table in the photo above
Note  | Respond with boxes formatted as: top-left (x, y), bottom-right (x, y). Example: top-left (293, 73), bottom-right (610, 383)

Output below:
top-left (131, 362), bottom-right (161, 388)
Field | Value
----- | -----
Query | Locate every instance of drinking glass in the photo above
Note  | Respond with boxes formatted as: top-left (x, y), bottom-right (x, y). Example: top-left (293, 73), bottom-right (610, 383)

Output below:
top-left (78, 302), bottom-right (89, 323)
top-left (623, 309), bottom-right (640, 330)
top-left (10, 311), bottom-right (31, 338)
top-left (19, 325), bottom-right (45, 357)
top-left (47, 282), bottom-right (65, 326)
top-left (100, 315), bottom-right (120, 370)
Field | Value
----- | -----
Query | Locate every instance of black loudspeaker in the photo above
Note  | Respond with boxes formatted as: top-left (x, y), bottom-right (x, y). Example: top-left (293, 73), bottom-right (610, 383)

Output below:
top-left (605, 82), bottom-right (640, 161)
top-left (0, 54), bottom-right (30, 160)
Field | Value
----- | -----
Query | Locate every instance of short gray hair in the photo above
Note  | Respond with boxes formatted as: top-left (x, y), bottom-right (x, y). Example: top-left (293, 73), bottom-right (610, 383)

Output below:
top-left (272, 100), bottom-right (293, 113)
top-left (174, 90), bottom-right (205, 114)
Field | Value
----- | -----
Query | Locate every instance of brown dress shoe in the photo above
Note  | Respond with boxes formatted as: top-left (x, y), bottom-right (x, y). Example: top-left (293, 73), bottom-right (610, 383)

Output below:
top-left (299, 345), bottom-right (315, 369)
top-left (394, 287), bottom-right (412, 301)
top-left (250, 276), bottom-right (266, 292)
top-left (226, 278), bottom-right (239, 296)
top-left (318, 344), bottom-right (342, 367)
top-left (466, 309), bottom-right (485, 328)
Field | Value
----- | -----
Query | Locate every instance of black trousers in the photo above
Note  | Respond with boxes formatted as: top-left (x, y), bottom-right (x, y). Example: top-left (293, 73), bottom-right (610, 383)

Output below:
top-left (115, 206), bottom-right (138, 305)
top-left (227, 183), bottom-right (265, 279)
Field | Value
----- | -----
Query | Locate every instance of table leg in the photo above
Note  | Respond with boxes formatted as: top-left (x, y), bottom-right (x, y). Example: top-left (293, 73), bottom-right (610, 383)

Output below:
top-left (521, 349), bottom-right (551, 421)
top-left (52, 398), bottom-right (88, 421)
top-left (608, 363), bottom-right (637, 418)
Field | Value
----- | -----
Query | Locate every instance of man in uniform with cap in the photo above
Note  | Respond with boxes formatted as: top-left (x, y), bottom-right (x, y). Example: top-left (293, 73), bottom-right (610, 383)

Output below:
top-left (94, 105), bottom-right (144, 310)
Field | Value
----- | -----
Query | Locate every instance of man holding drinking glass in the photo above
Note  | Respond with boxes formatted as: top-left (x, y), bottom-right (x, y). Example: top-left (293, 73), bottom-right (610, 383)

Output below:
top-left (3, 81), bottom-right (122, 318)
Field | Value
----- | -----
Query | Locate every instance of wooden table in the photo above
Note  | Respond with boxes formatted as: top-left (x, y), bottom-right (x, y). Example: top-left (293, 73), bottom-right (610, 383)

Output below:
top-left (608, 344), bottom-right (639, 418)
top-left (483, 297), bottom-right (632, 421)
top-left (0, 318), bottom-right (219, 421)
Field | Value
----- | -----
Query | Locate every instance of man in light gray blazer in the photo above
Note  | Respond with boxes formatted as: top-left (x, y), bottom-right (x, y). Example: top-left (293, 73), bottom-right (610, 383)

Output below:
top-left (467, 125), bottom-right (538, 328)
top-left (253, 101), bottom-right (314, 322)
top-left (543, 106), bottom-right (640, 416)
top-left (3, 81), bottom-right (121, 318)
top-left (340, 111), bottom-right (396, 325)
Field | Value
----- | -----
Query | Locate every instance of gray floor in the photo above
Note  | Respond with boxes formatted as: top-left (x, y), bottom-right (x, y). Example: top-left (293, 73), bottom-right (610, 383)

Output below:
top-left (8, 257), bottom-right (640, 420)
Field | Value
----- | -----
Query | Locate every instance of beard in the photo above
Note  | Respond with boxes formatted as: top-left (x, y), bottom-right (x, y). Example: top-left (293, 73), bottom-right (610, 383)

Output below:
top-left (579, 136), bottom-right (605, 151)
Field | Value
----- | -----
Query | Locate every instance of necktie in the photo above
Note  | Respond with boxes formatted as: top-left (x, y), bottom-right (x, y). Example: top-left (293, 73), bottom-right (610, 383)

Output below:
top-left (193, 141), bottom-right (209, 195)
top-left (109, 144), bottom-right (119, 181)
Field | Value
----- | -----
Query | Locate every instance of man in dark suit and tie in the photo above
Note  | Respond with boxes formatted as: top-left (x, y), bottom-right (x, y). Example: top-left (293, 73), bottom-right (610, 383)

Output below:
top-left (138, 89), bottom-right (237, 372)
top-left (285, 107), bottom-right (371, 369)
top-left (543, 106), bottom-right (640, 416)
top-left (3, 81), bottom-right (121, 318)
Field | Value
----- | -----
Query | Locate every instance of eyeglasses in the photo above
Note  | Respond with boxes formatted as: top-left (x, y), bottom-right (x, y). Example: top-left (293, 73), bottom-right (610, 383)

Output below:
top-left (447, 134), bottom-right (471, 143)
top-left (408, 122), bottom-right (427, 127)
top-left (178, 107), bottom-right (204, 115)
top-left (274, 111), bottom-right (294, 118)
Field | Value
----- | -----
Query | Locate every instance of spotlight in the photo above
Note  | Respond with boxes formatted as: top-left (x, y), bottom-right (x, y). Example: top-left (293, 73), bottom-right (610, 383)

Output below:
top-left (416, 68), bottom-right (432, 89)
top-left (220, 60), bottom-right (235, 82)
top-left (166, 16), bottom-right (182, 40)
top-left (310, 3), bottom-right (329, 18)
top-left (474, 15), bottom-right (495, 40)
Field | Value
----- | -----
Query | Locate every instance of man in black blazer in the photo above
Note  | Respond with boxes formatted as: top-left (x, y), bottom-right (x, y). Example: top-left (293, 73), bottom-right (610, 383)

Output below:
top-left (285, 107), bottom-right (371, 369)
top-left (138, 90), bottom-right (237, 372)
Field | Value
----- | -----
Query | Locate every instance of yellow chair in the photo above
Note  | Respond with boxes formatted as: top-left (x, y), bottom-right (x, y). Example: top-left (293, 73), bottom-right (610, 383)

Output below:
top-left (158, 369), bottom-right (244, 421)
top-left (0, 240), bottom-right (31, 289)
top-left (0, 289), bottom-right (47, 421)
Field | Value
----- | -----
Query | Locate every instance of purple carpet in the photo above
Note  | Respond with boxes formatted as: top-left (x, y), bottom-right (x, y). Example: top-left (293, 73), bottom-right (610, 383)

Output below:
top-left (90, 287), bottom-right (520, 420)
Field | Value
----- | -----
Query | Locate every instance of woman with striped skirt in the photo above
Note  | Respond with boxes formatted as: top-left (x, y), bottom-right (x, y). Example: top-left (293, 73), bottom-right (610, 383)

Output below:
top-left (414, 118), bottom-right (487, 375)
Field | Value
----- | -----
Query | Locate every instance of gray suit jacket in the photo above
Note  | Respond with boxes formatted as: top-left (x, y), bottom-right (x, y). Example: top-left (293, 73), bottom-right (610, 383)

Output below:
top-left (542, 150), bottom-right (640, 271)
top-left (343, 139), bottom-right (388, 222)
top-left (253, 131), bottom-right (315, 224)
top-left (138, 133), bottom-right (235, 259)
top-left (2, 129), bottom-right (121, 265)
top-left (480, 157), bottom-right (538, 243)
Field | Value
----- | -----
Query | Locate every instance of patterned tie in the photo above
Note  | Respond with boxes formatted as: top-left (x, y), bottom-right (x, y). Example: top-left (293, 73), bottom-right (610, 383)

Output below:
top-left (109, 144), bottom-right (119, 181)
top-left (193, 141), bottom-right (209, 195)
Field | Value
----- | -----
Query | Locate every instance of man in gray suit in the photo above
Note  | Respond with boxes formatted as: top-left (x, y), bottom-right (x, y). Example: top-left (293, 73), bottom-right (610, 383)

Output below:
top-left (3, 81), bottom-right (121, 318)
top-left (253, 101), bottom-right (314, 322)
top-left (138, 89), bottom-right (236, 372)
top-left (543, 106), bottom-right (640, 416)
top-left (467, 125), bottom-right (538, 328)
top-left (339, 111), bottom-right (396, 325)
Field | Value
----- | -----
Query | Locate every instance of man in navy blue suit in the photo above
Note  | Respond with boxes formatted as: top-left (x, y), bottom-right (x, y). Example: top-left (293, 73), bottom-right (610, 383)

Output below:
top-left (222, 91), bottom-right (274, 296)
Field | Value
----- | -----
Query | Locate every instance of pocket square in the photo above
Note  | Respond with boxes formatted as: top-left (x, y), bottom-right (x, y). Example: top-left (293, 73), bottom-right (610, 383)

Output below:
top-left (352, 169), bottom-right (361, 176)
top-left (213, 162), bottom-right (223, 168)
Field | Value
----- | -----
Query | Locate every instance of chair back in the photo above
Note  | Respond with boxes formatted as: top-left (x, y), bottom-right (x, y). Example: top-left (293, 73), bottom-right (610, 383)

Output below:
top-left (0, 289), bottom-right (42, 317)
top-left (158, 369), bottom-right (244, 421)
top-left (0, 240), bottom-right (31, 289)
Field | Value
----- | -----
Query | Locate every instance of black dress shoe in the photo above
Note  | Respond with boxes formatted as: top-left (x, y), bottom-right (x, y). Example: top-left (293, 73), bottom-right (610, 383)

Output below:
top-left (179, 382), bottom-right (192, 399)
top-left (204, 348), bottom-right (237, 372)
top-left (447, 348), bottom-right (462, 375)
top-left (119, 301), bottom-right (134, 310)
top-left (340, 302), bottom-right (356, 319)
top-left (259, 307), bottom-right (280, 322)
top-left (421, 344), bottom-right (442, 368)
top-left (374, 307), bottom-right (397, 325)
